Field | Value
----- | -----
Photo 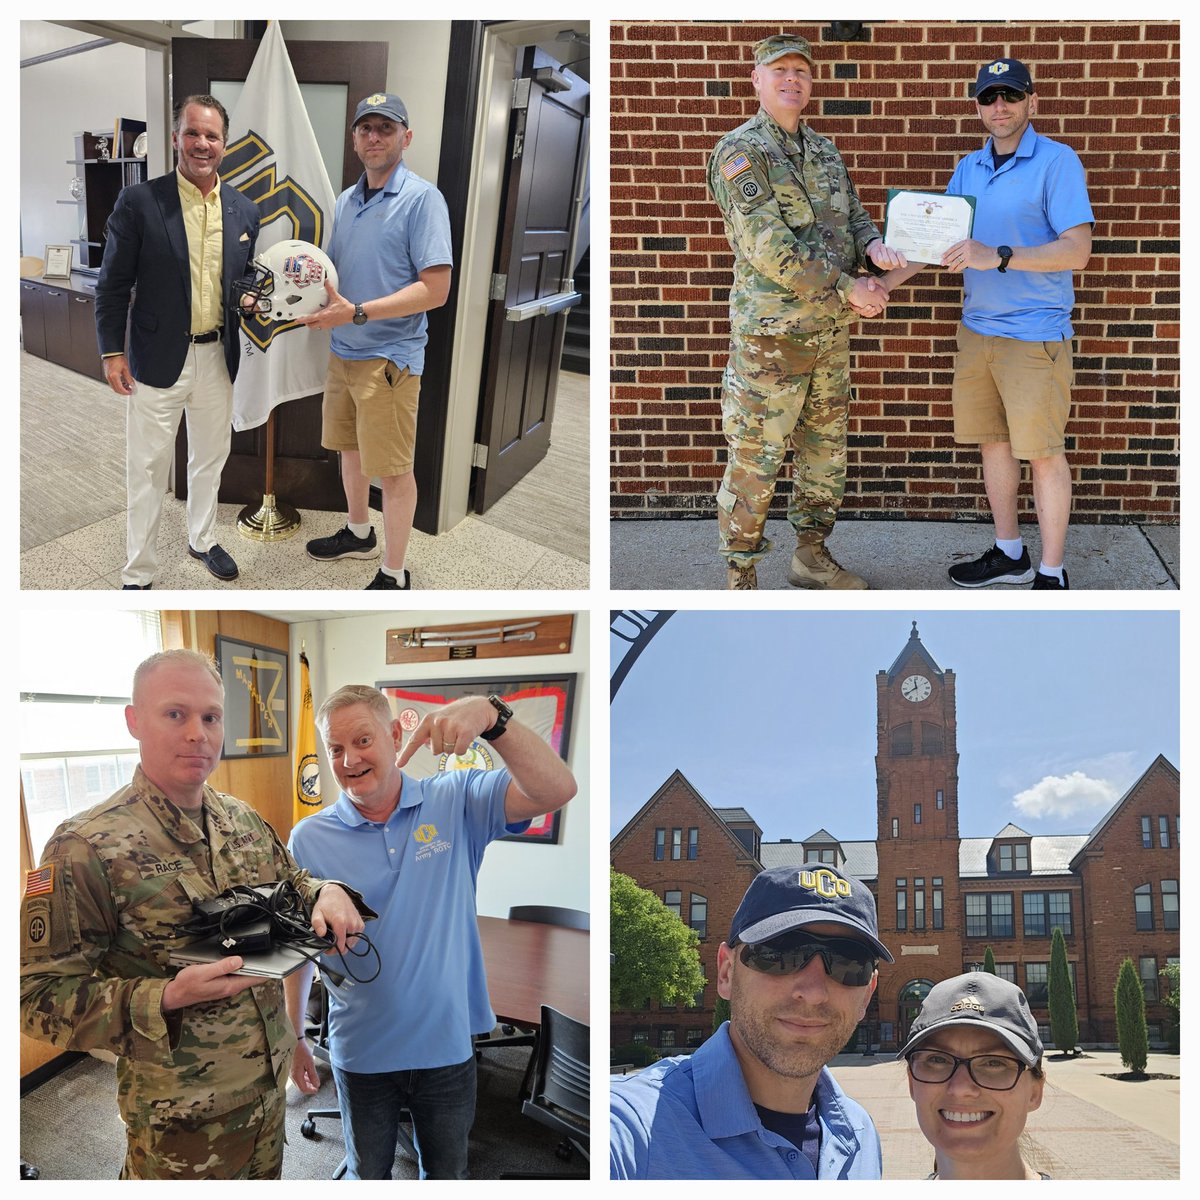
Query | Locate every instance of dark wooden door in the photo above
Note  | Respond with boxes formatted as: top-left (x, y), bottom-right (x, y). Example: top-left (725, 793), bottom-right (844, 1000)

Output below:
top-left (472, 48), bottom-right (588, 512)
top-left (20, 282), bottom-right (48, 359)
top-left (170, 36), bottom-right (387, 510)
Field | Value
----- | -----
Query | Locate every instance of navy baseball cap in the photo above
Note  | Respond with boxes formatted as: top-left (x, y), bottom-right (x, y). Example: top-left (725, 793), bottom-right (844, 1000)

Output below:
top-left (897, 972), bottom-right (1044, 1066)
top-left (728, 865), bottom-right (894, 962)
top-left (974, 59), bottom-right (1034, 100)
top-left (352, 92), bottom-right (409, 128)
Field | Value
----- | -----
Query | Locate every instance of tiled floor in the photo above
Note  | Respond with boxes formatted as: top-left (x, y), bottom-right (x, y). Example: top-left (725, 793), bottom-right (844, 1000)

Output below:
top-left (20, 352), bottom-right (589, 592)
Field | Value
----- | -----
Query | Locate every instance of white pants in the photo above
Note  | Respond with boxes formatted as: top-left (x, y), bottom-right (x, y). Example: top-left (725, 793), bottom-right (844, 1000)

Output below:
top-left (124, 340), bottom-right (232, 586)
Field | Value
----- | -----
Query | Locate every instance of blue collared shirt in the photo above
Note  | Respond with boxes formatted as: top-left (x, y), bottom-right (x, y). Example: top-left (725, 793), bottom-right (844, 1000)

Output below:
top-left (947, 123), bottom-right (1094, 341)
top-left (328, 159), bottom-right (453, 373)
top-left (287, 767), bottom-right (512, 1072)
top-left (609, 1023), bottom-right (883, 1179)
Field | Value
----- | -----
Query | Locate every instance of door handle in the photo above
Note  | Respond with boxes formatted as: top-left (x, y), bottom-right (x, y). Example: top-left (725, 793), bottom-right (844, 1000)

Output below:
top-left (504, 291), bottom-right (582, 322)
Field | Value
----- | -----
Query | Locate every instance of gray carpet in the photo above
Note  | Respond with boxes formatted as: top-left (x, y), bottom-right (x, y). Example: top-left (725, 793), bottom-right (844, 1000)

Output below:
top-left (21, 1042), bottom-right (588, 1180)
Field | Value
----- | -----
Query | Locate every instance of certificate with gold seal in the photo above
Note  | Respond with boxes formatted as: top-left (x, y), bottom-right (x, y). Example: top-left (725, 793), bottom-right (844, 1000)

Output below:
top-left (883, 190), bottom-right (976, 265)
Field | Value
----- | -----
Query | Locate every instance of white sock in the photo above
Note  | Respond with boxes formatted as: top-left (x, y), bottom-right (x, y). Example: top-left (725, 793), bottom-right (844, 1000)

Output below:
top-left (381, 563), bottom-right (407, 581)
top-left (348, 521), bottom-right (372, 539)
top-left (996, 537), bottom-right (1024, 560)
top-left (1039, 562), bottom-right (1065, 583)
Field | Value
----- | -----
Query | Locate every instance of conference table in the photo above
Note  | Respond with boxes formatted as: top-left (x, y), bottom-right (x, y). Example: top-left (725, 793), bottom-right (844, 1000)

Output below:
top-left (477, 915), bottom-right (590, 1028)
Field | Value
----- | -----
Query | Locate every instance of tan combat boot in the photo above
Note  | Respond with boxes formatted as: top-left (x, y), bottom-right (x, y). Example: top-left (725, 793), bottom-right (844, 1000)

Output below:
top-left (727, 563), bottom-right (758, 590)
top-left (787, 542), bottom-right (868, 590)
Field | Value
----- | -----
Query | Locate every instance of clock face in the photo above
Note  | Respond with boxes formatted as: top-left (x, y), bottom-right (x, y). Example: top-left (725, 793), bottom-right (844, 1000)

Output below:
top-left (901, 674), bottom-right (932, 703)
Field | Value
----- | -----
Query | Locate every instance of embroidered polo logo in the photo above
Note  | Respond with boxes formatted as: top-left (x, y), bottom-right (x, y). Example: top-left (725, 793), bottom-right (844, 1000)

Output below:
top-left (797, 867), bottom-right (851, 900)
top-left (414, 824), bottom-right (438, 844)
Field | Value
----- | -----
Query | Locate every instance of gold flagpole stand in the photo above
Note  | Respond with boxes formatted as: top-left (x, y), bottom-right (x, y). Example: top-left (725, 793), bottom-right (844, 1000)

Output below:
top-left (238, 409), bottom-right (301, 540)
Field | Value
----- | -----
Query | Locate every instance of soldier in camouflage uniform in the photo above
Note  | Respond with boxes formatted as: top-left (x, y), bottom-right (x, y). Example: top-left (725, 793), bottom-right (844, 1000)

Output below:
top-left (20, 649), bottom-right (368, 1179)
top-left (707, 33), bottom-right (906, 590)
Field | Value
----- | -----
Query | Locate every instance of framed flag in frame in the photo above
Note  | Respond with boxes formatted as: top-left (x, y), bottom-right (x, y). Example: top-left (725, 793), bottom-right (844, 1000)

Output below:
top-left (378, 674), bottom-right (576, 845)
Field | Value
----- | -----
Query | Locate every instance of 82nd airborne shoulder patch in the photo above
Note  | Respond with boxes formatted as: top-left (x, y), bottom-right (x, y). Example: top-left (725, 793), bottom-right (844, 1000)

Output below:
top-left (721, 151), bottom-right (762, 204)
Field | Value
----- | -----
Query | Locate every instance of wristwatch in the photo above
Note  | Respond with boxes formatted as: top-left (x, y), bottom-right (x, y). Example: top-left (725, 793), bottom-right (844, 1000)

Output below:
top-left (996, 245), bottom-right (1013, 273)
top-left (479, 694), bottom-right (513, 741)
top-left (352, 303), bottom-right (368, 325)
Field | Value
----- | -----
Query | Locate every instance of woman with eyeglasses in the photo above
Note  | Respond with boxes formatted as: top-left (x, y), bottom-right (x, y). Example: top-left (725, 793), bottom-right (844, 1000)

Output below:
top-left (897, 973), bottom-right (1048, 1180)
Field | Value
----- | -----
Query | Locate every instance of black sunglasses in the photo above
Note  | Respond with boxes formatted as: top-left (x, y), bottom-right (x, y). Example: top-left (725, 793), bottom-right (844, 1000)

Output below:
top-left (977, 87), bottom-right (1028, 106)
top-left (738, 933), bottom-right (878, 986)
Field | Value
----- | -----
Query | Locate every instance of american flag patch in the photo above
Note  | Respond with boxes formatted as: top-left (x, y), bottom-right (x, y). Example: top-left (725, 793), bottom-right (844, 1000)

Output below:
top-left (721, 153), bottom-right (752, 181)
top-left (25, 865), bottom-right (55, 897)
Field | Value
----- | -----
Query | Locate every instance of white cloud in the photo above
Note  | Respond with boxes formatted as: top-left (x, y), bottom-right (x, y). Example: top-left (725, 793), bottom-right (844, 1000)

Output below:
top-left (1012, 771), bottom-right (1120, 820)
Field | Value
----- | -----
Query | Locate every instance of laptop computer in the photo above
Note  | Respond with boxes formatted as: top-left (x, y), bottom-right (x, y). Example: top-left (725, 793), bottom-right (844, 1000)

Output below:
top-left (168, 935), bottom-right (314, 979)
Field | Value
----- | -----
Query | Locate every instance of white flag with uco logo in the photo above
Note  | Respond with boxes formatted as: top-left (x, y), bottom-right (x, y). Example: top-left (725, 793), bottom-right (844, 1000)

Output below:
top-left (223, 20), bottom-right (338, 431)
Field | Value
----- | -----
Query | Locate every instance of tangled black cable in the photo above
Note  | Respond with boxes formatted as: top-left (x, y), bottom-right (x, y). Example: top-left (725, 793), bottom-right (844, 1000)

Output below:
top-left (182, 881), bottom-right (381, 986)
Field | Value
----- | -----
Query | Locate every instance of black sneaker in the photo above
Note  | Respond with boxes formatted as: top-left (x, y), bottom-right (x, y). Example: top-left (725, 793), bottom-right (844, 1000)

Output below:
top-left (365, 568), bottom-right (410, 590)
top-left (306, 526), bottom-right (379, 561)
top-left (948, 545), bottom-right (1035, 588)
top-left (121, 583), bottom-right (152, 590)
top-left (1032, 569), bottom-right (1070, 590)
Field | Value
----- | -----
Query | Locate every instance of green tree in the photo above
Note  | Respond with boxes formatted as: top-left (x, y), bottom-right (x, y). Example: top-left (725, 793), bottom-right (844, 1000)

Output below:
top-left (1160, 961), bottom-right (1180, 1053)
top-left (1047, 926), bottom-right (1078, 1054)
top-left (983, 946), bottom-right (997, 975)
top-left (1114, 957), bottom-right (1149, 1074)
top-left (712, 995), bottom-right (730, 1032)
top-left (610, 869), bottom-right (706, 1011)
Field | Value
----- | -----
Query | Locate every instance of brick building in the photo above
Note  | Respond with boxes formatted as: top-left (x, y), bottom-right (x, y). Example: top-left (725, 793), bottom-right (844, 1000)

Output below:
top-left (610, 624), bottom-right (1179, 1053)
top-left (611, 20), bottom-right (1180, 525)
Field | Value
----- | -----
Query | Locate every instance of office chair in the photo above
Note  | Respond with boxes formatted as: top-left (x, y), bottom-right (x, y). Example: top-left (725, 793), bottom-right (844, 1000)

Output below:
top-left (298, 974), bottom-right (416, 1176)
top-left (520, 1005), bottom-right (589, 1163)
top-left (507, 905), bottom-right (590, 931)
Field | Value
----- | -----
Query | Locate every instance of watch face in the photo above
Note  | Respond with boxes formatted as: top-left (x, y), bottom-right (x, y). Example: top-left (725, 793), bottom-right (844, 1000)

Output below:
top-left (901, 674), bottom-right (931, 703)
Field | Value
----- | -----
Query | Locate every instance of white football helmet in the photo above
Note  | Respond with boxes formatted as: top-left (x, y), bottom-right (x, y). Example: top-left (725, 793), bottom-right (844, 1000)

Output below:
top-left (236, 239), bottom-right (338, 321)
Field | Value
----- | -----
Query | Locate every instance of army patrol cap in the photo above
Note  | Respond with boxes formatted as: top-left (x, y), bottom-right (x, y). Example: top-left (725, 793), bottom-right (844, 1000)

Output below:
top-left (753, 34), bottom-right (816, 70)
top-left (896, 972), bottom-right (1044, 1066)
top-left (728, 864), bottom-right (894, 961)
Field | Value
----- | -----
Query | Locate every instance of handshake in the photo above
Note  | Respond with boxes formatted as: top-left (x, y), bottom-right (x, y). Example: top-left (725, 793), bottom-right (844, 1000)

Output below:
top-left (847, 238), bottom-right (910, 320)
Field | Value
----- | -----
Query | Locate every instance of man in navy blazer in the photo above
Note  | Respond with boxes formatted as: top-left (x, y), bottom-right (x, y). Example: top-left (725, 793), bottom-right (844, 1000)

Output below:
top-left (96, 94), bottom-right (260, 589)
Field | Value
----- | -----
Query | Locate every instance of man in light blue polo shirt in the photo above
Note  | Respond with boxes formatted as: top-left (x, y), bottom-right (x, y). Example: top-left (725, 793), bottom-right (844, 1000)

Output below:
top-left (284, 684), bottom-right (576, 1178)
top-left (299, 93), bottom-right (453, 590)
top-left (883, 58), bottom-right (1093, 590)
top-left (610, 865), bottom-right (891, 1179)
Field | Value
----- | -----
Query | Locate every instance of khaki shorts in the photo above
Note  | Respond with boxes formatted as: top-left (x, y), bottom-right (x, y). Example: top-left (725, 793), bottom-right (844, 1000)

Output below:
top-left (951, 323), bottom-right (1074, 460)
top-left (321, 353), bottom-right (420, 477)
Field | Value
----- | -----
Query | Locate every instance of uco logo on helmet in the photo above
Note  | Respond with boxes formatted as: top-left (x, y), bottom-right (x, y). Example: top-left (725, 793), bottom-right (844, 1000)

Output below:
top-left (798, 867), bottom-right (852, 900)
top-left (236, 239), bottom-right (339, 325)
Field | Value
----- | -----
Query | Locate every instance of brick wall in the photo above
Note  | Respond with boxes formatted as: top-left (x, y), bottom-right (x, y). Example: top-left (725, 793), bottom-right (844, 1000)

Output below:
top-left (611, 20), bottom-right (1180, 524)
top-left (1073, 758), bottom-right (1179, 1042)
top-left (610, 774), bottom-right (761, 1049)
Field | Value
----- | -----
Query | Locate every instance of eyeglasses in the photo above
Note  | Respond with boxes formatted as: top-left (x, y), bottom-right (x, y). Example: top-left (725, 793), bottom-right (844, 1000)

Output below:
top-left (906, 1048), bottom-right (1028, 1090)
top-left (977, 87), bottom-right (1028, 106)
top-left (738, 934), bottom-right (878, 986)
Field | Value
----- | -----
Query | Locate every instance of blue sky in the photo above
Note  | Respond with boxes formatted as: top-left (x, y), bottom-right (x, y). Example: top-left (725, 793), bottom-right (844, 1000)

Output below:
top-left (610, 611), bottom-right (1179, 844)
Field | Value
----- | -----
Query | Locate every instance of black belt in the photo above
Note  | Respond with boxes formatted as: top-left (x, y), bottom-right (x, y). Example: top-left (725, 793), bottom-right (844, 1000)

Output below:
top-left (187, 329), bottom-right (221, 344)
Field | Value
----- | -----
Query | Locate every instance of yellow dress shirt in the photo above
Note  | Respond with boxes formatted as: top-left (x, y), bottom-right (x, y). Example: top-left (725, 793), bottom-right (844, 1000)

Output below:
top-left (176, 169), bottom-right (224, 335)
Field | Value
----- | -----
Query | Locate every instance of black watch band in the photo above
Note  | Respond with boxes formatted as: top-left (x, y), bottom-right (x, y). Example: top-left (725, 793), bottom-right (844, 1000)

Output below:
top-left (478, 694), bottom-right (513, 741)
top-left (997, 245), bottom-right (1013, 273)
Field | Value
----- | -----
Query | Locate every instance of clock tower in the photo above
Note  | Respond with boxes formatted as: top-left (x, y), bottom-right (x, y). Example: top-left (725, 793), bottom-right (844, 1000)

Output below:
top-left (873, 622), bottom-right (964, 1046)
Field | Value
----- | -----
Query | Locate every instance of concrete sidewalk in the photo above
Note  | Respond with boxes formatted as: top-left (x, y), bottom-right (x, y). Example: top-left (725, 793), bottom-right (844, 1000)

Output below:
top-left (610, 517), bottom-right (1179, 590)
top-left (828, 1050), bottom-right (1180, 1179)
